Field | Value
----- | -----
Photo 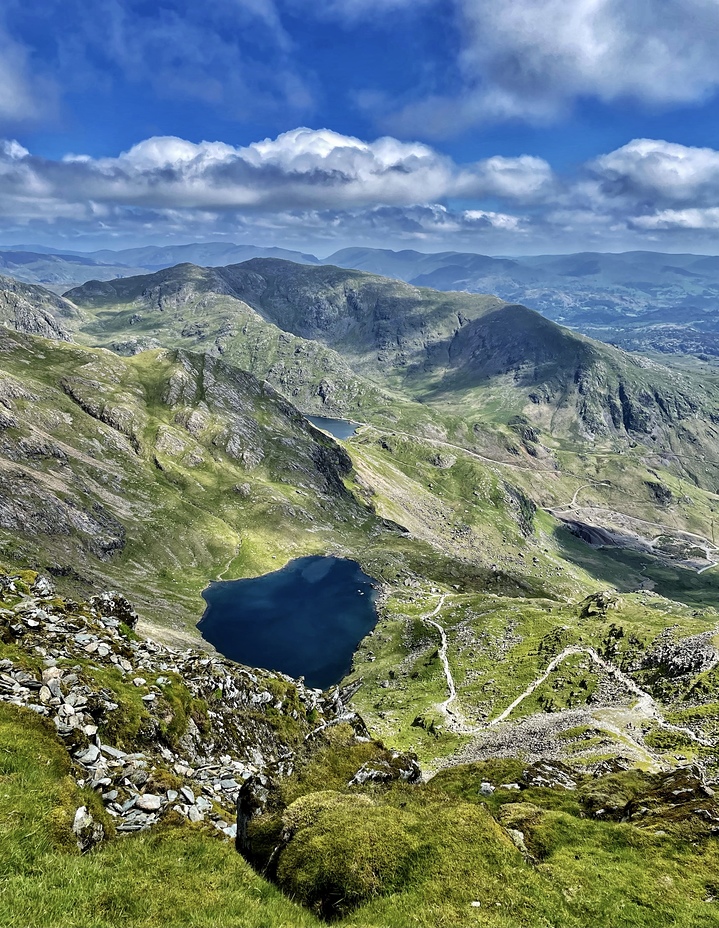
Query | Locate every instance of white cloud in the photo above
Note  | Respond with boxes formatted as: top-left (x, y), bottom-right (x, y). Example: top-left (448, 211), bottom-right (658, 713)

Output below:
top-left (0, 140), bottom-right (29, 160)
top-left (1, 0), bottom-right (310, 123)
top-left (118, 137), bottom-right (238, 171)
top-left (632, 208), bottom-right (719, 231)
top-left (0, 129), bottom-right (552, 214)
top-left (456, 155), bottom-right (555, 200)
top-left (3, 130), bottom-right (719, 252)
top-left (462, 210), bottom-right (523, 231)
top-left (370, 0), bottom-right (719, 133)
top-left (0, 29), bottom-right (54, 126)
top-left (590, 139), bottom-right (719, 204)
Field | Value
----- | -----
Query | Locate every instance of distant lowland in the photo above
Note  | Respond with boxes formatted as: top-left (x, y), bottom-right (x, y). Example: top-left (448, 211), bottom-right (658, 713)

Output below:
top-left (3, 242), bottom-right (719, 359)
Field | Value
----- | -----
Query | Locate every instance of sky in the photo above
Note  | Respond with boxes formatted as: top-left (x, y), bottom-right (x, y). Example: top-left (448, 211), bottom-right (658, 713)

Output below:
top-left (2, 0), bottom-right (719, 255)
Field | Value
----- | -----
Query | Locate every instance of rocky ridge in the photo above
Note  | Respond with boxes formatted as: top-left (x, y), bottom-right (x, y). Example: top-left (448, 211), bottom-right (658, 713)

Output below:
top-left (0, 274), bottom-right (76, 341)
top-left (64, 260), bottom-right (719, 474)
top-left (0, 568), bottom-right (369, 851)
top-left (0, 328), bottom-right (390, 632)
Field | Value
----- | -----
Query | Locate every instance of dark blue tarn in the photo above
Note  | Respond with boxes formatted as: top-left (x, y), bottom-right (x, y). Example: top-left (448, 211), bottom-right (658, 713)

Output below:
top-left (199, 556), bottom-right (378, 690)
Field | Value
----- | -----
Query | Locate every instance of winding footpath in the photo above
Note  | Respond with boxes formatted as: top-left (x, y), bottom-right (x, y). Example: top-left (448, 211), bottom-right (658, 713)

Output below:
top-left (215, 542), bottom-right (241, 582)
top-left (420, 594), bottom-right (479, 735)
top-left (488, 644), bottom-right (707, 745)
top-left (419, 594), bottom-right (709, 754)
top-left (373, 422), bottom-right (719, 576)
top-left (420, 595), bottom-right (456, 717)
top-left (549, 493), bottom-right (719, 576)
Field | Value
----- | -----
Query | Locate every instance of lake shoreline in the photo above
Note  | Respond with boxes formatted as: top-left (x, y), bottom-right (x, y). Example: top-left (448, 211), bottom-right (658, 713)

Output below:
top-left (198, 555), bottom-right (379, 690)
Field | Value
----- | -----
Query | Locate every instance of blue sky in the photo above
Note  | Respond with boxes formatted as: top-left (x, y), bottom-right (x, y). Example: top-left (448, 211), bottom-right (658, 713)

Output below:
top-left (2, 0), bottom-right (719, 254)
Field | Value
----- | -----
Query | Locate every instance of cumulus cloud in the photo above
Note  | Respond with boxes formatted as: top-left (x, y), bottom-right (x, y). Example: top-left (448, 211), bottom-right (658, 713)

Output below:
top-left (0, 128), bottom-right (553, 215)
top-left (348, 0), bottom-right (719, 133)
top-left (2, 129), bottom-right (719, 251)
top-left (455, 155), bottom-right (555, 200)
top-left (590, 139), bottom-right (719, 204)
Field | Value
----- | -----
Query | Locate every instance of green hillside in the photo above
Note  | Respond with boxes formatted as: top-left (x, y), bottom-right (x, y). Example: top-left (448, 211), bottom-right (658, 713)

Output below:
top-left (326, 247), bottom-right (719, 357)
top-left (3, 262), bottom-right (719, 925)
top-left (0, 327), bottom-right (550, 644)
top-left (61, 259), bottom-right (719, 510)
top-left (0, 328), bottom-right (380, 638)
top-left (65, 260), bottom-right (718, 436)
top-left (2, 569), bottom-right (719, 928)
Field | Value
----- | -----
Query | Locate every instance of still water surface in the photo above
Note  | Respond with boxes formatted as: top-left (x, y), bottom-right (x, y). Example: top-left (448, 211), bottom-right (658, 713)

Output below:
top-left (306, 416), bottom-right (359, 440)
top-left (199, 556), bottom-right (378, 689)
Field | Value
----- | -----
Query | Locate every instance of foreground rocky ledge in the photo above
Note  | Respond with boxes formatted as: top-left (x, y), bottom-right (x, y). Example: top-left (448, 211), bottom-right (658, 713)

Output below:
top-left (0, 567), bottom-right (372, 850)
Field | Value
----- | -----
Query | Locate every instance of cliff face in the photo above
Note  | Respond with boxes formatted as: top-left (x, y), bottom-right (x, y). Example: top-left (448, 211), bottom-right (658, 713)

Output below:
top-left (0, 329), bottom-right (380, 631)
top-left (0, 274), bottom-right (76, 341)
top-left (65, 259), bottom-right (719, 462)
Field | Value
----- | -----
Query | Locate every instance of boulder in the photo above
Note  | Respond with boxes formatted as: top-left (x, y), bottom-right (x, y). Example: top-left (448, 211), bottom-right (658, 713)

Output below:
top-left (72, 806), bottom-right (104, 853)
top-left (89, 592), bottom-right (139, 629)
top-left (348, 750), bottom-right (421, 787)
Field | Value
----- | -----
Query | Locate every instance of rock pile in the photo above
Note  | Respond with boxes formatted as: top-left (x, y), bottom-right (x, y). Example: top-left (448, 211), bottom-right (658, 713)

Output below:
top-left (641, 629), bottom-right (719, 678)
top-left (0, 569), bottom-right (355, 850)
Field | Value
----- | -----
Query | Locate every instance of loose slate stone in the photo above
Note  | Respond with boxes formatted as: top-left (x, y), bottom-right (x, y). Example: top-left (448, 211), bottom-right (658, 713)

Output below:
top-left (135, 793), bottom-right (162, 812)
top-left (76, 744), bottom-right (101, 765)
top-left (0, 573), bottom-right (356, 853)
top-left (196, 796), bottom-right (213, 813)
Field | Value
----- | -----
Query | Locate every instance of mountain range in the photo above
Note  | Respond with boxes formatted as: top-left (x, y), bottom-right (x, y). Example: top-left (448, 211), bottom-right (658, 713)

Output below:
top-left (3, 254), bottom-right (719, 926)
top-left (0, 243), bottom-right (318, 292)
top-left (4, 242), bottom-right (719, 358)
top-left (61, 258), bottom-right (719, 487)
top-left (325, 247), bottom-right (719, 357)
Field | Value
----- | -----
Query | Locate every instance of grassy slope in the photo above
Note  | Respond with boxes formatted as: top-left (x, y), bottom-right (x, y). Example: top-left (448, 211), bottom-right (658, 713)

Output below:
top-left (3, 328), bottom-right (719, 776)
top-left (348, 585), bottom-right (719, 763)
top-left (1, 268), bottom-right (719, 923)
top-left (64, 259), bottom-right (719, 538)
top-left (3, 700), bottom-right (719, 928)
top-left (0, 330), bottom-right (544, 646)
top-left (214, 728), bottom-right (719, 927)
top-left (0, 702), bottom-right (322, 928)
top-left (0, 330), bottom-right (387, 640)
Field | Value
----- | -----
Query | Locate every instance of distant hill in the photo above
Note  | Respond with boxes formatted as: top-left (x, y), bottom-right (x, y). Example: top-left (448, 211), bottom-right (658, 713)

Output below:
top-left (64, 258), bottom-right (719, 489)
top-left (6, 241), bottom-right (719, 357)
top-left (325, 248), bottom-right (719, 356)
top-left (0, 243), bottom-right (319, 292)
top-left (0, 250), bottom-right (149, 292)
top-left (87, 242), bottom-right (320, 270)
